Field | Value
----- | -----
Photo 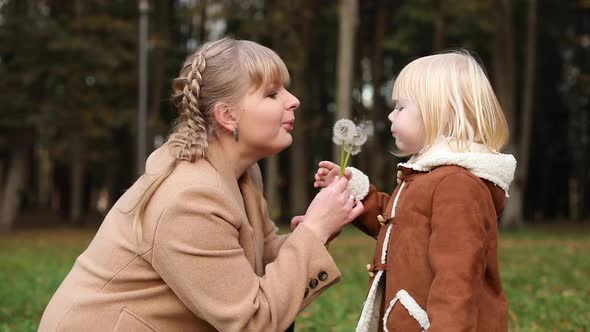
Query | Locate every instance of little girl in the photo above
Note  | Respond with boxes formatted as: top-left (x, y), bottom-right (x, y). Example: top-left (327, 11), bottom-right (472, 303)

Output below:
top-left (314, 51), bottom-right (516, 332)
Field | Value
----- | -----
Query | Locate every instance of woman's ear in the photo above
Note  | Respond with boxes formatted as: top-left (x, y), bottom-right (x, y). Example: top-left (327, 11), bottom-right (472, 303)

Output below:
top-left (213, 102), bottom-right (238, 132)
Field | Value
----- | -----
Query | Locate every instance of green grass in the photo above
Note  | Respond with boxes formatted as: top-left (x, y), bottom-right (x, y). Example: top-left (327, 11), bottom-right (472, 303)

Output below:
top-left (1, 225), bottom-right (589, 331)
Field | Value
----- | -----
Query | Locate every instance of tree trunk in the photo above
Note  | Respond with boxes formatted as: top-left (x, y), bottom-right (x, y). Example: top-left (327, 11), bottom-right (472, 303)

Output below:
top-left (104, 155), bottom-right (117, 212)
top-left (369, 0), bottom-right (387, 185)
top-left (518, 0), bottom-right (537, 202)
top-left (333, 0), bottom-right (358, 162)
top-left (288, 2), bottom-right (313, 217)
top-left (69, 138), bottom-right (85, 223)
top-left (0, 142), bottom-right (30, 233)
top-left (0, 160), bottom-right (4, 208)
top-left (433, 0), bottom-right (446, 51)
top-left (149, 0), bottom-right (172, 150)
top-left (199, 0), bottom-right (208, 43)
top-left (36, 146), bottom-right (53, 208)
top-left (264, 156), bottom-right (280, 219)
top-left (492, 0), bottom-right (522, 228)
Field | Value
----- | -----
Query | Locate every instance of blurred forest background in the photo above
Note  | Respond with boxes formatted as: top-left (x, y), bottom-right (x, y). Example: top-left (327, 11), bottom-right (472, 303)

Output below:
top-left (1, 1), bottom-right (590, 331)
top-left (0, 0), bottom-right (589, 231)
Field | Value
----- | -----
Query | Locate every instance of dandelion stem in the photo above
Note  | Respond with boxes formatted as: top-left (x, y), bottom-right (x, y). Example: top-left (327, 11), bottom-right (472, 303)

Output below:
top-left (343, 149), bottom-right (352, 172)
top-left (339, 144), bottom-right (346, 177)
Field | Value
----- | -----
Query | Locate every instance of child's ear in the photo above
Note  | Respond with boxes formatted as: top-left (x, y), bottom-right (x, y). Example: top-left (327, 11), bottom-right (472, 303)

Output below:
top-left (213, 102), bottom-right (239, 132)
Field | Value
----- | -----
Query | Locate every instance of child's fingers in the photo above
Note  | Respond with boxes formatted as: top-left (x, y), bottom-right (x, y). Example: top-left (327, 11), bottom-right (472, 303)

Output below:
top-left (290, 215), bottom-right (305, 231)
top-left (318, 161), bottom-right (338, 170)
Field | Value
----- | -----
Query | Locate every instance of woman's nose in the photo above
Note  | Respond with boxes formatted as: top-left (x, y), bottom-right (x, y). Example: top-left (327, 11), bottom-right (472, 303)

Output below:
top-left (285, 91), bottom-right (300, 111)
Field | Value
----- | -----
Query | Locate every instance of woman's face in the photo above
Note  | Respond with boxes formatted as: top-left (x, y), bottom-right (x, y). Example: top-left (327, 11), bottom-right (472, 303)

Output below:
top-left (237, 83), bottom-right (300, 157)
top-left (388, 98), bottom-right (425, 154)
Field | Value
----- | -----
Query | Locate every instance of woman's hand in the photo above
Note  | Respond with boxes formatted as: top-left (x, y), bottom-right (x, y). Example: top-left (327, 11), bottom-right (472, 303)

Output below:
top-left (303, 176), bottom-right (364, 245)
top-left (313, 161), bottom-right (350, 189)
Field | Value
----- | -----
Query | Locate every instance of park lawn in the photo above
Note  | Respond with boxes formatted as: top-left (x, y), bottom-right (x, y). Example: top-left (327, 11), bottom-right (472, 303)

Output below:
top-left (0, 225), bottom-right (588, 332)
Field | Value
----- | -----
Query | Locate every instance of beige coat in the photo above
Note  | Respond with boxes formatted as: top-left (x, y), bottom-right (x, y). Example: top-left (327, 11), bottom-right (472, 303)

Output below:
top-left (39, 145), bottom-right (340, 332)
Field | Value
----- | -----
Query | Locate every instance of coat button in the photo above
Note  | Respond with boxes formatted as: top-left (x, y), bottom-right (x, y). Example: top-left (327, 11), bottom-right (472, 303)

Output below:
top-left (318, 271), bottom-right (328, 281)
top-left (366, 263), bottom-right (375, 277)
top-left (377, 215), bottom-right (386, 226)
top-left (309, 278), bottom-right (319, 289)
top-left (304, 287), bottom-right (309, 298)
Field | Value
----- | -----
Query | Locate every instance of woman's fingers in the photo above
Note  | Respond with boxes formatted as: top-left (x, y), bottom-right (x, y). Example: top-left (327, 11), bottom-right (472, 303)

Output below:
top-left (342, 188), bottom-right (352, 200)
top-left (330, 176), bottom-right (349, 192)
top-left (348, 200), bottom-right (364, 220)
top-left (344, 168), bottom-right (353, 180)
top-left (344, 193), bottom-right (355, 210)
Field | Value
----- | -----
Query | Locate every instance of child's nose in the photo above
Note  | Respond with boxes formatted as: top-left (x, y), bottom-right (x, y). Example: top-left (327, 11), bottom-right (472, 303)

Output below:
top-left (388, 111), bottom-right (396, 122)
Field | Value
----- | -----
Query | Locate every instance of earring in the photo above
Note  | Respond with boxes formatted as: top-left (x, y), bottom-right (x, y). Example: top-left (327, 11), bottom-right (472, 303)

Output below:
top-left (233, 126), bottom-right (239, 143)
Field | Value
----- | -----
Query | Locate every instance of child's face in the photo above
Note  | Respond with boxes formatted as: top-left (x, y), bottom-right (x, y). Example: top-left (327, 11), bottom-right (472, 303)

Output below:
top-left (388, 98), bottom-right (425, 155)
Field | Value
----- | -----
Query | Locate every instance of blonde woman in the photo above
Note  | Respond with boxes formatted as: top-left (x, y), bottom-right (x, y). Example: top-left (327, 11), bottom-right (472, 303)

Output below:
top-left (314, 51), bottom-right (516, 331)
top-left (39, 38), bottom-right (364, 332)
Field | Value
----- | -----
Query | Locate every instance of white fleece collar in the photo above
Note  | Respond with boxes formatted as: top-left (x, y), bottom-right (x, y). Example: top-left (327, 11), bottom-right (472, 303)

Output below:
top-left (398, 139), bottom-right (517, 196)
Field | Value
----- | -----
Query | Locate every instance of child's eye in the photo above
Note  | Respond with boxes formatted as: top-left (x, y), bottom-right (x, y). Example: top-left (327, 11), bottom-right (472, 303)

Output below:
top-left (267, 91), bottom-right (278, 99)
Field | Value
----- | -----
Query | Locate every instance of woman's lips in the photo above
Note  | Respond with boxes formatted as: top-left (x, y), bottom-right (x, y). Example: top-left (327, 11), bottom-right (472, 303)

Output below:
top-left (282, 120), bottom-right (294, 131)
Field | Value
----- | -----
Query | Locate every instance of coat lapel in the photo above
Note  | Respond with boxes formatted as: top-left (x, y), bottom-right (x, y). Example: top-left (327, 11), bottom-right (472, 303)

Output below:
top-left (204, 147), bottom-right (267, 275)
top-left (239, 171), bottom-right (265, 275)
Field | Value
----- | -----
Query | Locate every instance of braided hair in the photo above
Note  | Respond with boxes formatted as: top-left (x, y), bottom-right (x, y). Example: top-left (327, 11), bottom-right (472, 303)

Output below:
top-left (130, 37), bottom-right (290, 243)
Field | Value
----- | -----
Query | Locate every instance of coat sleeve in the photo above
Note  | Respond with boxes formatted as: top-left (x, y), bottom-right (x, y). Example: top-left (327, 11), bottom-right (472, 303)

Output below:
top-left (426, 173), bottom-right (489, 331)
top-left (352, 184), bottom-right (391, 239)
top-left (261, 210), bottom-right (288, 265)
top-left (151, 185), bottom-right (340, 332)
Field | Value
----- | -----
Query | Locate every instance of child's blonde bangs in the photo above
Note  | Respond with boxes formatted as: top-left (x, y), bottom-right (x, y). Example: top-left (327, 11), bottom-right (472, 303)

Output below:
top-left (392, 58), bottom-right (446, 152)
top-left (392, 51), bottom-right (509, 153)
top-left (392, 61), bottom-right (423, 106)
top-left (238, 40), bottom-right (290, 92)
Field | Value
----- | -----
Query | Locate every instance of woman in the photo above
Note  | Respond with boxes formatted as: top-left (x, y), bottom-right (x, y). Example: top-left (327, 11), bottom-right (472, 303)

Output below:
top-left (38, 38), bottom-right (364, 332)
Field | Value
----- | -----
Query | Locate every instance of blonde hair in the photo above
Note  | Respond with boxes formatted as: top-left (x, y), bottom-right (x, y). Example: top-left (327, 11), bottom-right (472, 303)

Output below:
top-left (392, 50), bottom-right (508, 154)
top-left (130, 37), bottom-right (290, 242)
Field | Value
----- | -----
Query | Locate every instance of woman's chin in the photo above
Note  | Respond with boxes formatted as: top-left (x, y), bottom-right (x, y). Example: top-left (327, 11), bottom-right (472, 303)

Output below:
top-left (258, 137), bottom-right (293, 157)
top-left (277, 136), bottom-right (293, 152)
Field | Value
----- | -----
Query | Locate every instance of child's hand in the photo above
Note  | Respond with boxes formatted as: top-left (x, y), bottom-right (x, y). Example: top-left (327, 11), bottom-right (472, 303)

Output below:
top-left (314, 161), bottom-right (351, 189)
top-left (290, 215), bottom-right (305, 232)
